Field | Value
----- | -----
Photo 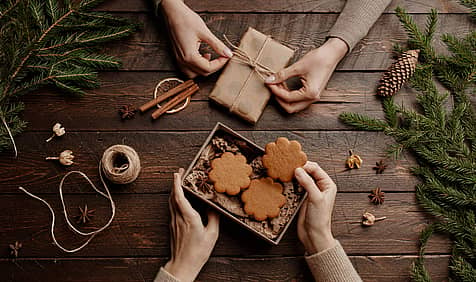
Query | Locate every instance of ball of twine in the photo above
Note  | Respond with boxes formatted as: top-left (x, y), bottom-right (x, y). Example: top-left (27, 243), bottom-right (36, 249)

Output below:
top-left (101, 145), bottom-right (141, 184)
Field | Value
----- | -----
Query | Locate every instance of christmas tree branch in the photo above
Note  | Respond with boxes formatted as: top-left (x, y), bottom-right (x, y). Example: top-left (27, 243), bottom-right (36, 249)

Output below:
top-left (339, 6), bottom-right (476, 280)
top-left (0, 0), bottom-right (136, 154)
top-left (2, 8), bottom-right (74, 100)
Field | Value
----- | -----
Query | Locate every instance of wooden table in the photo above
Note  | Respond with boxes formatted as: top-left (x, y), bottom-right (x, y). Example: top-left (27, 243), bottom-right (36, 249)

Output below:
top-left (2, 0), bottom-right (472, 281)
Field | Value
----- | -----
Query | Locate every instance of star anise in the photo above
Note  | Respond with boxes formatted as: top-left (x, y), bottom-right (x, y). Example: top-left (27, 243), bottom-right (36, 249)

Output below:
top-left (9, 241), bottom-right (22, 258)
top-left (196, 176), bottom-right (211, 192)
top-left (369, 188), bottom-right (385, 205)
top-left (373, 160), bottom-right (388, 174)
top-left (75, 205), bottom-right (95, 224)
top-left (118, 104), bottom-right (136, 120)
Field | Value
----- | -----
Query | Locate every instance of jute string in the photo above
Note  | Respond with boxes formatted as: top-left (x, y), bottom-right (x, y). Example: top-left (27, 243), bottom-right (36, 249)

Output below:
top-left (223, 35), bottom-right (274, 113)
top-left (101, 145), bottom-right (141, 184)
top-left (1, 114), bottom-right (17, 158)
top-left (223, 35), bottom-right (275, 81)
top-left (18, 144), bottom-right (141, 253)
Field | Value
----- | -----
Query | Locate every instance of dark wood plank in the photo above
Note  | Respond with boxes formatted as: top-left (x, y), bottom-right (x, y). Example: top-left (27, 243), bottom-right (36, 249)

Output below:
top-left (22, 71), bottom-right (422, 132)
top-left (104, 13), bottom-right (474, 71)
top-left (0, 131), bottom-right (419, 193)
top-left (0, 193), bottom-right (450, 257)
top-left (1, 255), bottom-right (449, 282)
top-left (95, 0), bottom-right (470, 13)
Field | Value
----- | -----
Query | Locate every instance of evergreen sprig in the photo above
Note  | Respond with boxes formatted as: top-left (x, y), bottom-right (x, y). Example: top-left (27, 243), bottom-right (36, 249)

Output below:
top-left (339, 6), bottom-right (476, 281)
top-left (0, 0), bottom-right (136, 154)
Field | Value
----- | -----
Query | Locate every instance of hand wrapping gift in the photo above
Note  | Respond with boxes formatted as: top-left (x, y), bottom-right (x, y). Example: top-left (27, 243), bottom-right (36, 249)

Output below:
top-left (209, 28), bottom-right (295, 124)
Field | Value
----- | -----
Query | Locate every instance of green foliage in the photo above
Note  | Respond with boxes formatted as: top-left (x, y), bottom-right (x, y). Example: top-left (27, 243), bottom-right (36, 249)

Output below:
top-left (0, 0), bottom-right (136, 154)
top-left (459, 0), bottom-right (476, 21)
top-left (339, 6), bottom-right (476, 281)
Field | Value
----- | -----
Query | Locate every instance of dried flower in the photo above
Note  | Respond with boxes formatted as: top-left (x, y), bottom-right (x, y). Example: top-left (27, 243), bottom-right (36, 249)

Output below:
top-left (373, 160), bottom-right (388, 174)
top-left (75, 205), bottom-right (95, 224)
top-left (46, 150), bottom-right (75, 166)
top-left (118, 105), bottom-right (136, 120)
top-left (361, 212), bottom-right (386, 226)
top-left (46, 123), bottom-right (66, 142)
top-left (345, 150), bottom-right (363, 169)
top-left (9, 241), bottom-right (22, 258)
top-left (369, 187), bottom-right (385, 205)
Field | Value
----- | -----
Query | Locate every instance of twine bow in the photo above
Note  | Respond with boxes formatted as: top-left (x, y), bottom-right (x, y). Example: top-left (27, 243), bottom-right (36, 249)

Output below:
top-left (223, 35), bottom-right (275, 81)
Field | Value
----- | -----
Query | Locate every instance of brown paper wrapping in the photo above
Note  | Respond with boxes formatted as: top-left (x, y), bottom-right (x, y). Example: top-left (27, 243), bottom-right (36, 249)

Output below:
top-left (209, 27), bottom-right (295, 124)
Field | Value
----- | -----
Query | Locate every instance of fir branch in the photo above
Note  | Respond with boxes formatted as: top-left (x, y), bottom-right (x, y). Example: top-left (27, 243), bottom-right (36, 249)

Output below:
top-left (339, 112), bottom-right (388, 131)
top-left (382, 97), bottom-right (398, 127)
top-left (0, 0), bottom-right (136, 154)
top-left (340, 8), bottom-right (476, 281)
top-left (450, 256), bottom-right (476, 282)
top-left (459, 0), bottom-right (476, 21)
top-left (395, 7), bottom-right (436, 63)
top-left (411, 224), bottom-right (434, 282)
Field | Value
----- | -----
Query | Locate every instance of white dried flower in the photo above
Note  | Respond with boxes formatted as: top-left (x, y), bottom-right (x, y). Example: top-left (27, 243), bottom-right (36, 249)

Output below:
top-left (46, 150), bottom-right (74, 166)
top-left (46, 123), bottom-right (66, 142)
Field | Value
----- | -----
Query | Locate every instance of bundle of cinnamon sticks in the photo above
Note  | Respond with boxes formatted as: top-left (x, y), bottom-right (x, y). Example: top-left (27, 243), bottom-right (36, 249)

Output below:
top-left (139, 79), bottom-right (199, 119)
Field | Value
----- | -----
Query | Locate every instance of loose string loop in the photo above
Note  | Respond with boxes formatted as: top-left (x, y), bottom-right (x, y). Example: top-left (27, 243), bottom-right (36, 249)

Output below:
top-left (19, 168), bottom-right (115, 253)
top-left (1, 114), bottom-right (18, 158)
top-left (18, 145), bottom-right (141, 253)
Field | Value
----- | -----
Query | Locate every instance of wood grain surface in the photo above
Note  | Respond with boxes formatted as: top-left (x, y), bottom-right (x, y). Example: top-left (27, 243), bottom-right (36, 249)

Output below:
top-left (2, 0), bottom-right (471, 281)
top-left (103, 13), bottom-right (474, 71)
top-left (95, 0), bottom-right (470, 13)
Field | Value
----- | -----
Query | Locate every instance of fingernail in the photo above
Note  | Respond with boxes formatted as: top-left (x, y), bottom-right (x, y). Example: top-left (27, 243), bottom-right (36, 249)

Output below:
top-left (224, 48), bottom-right (233, 58)
top-left (265, 75), bottom-right (275, 83)
top-left (295, 167), bottom-right (304, 176)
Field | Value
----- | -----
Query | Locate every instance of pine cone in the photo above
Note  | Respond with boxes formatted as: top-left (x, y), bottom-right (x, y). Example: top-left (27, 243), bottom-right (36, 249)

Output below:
top-left (377, 50), bottom-right (420, 97)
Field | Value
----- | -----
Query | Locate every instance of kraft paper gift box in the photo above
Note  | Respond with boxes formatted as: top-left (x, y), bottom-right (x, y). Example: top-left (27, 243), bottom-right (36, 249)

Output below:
top-left (182, 122), bottom-right (307, 245)
top-left (209, 27), bottom-right (295, 124)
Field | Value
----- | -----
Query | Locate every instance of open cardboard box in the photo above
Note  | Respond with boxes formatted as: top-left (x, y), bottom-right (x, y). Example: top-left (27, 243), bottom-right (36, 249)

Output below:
top-left (182, 122), bottom-right (307, 245)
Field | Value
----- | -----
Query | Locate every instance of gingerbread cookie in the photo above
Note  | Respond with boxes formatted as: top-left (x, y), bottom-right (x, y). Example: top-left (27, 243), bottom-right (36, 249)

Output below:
top-left (262, 137), bottom-right (307, 182)
top-left (241, 177), bottom-right (286, 221)
top-left (209, 152), bottom-right (252, 196)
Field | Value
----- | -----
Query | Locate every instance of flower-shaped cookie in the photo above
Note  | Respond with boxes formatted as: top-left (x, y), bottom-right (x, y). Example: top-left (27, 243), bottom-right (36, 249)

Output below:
top-left (262, 137), bottom-right (307, 182)
top-left (209, 152), bottom-right (252, 196)
top-left (241, 177), bottom-right (286, 221)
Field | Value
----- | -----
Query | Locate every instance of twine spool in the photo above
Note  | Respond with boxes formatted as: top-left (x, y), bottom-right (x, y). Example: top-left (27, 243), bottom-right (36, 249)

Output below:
top-left (101, 145), bottom-right (141, 184)
top-left (18, 144), bottom-right (141, 253)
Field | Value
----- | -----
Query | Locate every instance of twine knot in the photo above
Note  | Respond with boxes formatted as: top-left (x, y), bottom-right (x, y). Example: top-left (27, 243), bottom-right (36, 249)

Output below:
top-left (223, 35), bottom-right (275, 81)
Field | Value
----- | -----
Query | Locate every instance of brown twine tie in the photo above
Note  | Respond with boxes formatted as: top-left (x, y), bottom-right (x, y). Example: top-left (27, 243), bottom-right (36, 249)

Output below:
top-left (223, 35), bottom-right (275, 81)
top-left (223, 35), bottom-right (276, 113)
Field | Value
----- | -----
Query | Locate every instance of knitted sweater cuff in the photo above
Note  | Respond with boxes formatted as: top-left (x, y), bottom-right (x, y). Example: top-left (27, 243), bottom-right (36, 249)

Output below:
top-left (305, 240), bottom-right (362, 282)
top-left (328, 0), bottom-right (391, 52)
top-left (154, 267), bottom-right (181, 282)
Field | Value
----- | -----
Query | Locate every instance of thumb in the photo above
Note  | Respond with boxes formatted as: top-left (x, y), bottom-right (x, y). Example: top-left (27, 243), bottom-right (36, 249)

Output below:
top-left (206, 209), bottom-right (220, 236)
top-left (202, 31), bottom-right (233, 58)
top-left (265, 64), bottom-right (301, 84)
top-left (295, 167), bottom-right (321, 201)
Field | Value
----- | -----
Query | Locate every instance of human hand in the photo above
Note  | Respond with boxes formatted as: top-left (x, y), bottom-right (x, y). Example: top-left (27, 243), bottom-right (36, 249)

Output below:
top-left (164, 168), bottom-right (220, 282)
top-left (295, 162), bottom-right (337, 255)
top-left (161, 0), bottom-right (233, 78)
top-left (265, 37), bottom-right (348, 113)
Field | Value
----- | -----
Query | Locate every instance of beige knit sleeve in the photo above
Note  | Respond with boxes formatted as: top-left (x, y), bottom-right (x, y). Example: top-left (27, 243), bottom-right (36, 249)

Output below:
top-left (154, 267), bottom-right (181, 282)
top-left (328, 0), bottom-right (392, 52)
top-left (305, 240), bottom-right (362, 282)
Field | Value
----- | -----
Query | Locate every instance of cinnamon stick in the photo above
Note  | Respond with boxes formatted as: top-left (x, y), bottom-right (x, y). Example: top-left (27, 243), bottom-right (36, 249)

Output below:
top-left (151, 84), bottom-right (199, 120)
top-left (139, 79), bottom-right (195, 113)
